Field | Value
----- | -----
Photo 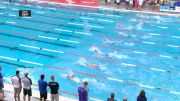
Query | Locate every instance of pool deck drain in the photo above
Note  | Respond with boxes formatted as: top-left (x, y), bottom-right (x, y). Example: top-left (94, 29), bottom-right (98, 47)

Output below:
top-left (3, 83), bottom-right (77, 101)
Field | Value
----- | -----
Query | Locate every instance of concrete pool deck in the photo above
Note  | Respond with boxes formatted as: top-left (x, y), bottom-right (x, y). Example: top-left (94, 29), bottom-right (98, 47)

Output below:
top-left (34, 0), bottom-right (180, 17)
top-left (3, 83), bottom-right (77, 101)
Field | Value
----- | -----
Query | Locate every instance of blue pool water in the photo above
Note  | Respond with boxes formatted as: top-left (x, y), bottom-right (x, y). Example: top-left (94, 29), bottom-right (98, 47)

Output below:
top-left (0, 0), bottom-right (180, 100)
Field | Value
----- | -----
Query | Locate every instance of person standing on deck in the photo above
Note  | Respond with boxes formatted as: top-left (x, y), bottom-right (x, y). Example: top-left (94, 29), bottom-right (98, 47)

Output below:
top-left (22, 72), bottom-right (32, 101)
top-left (48, 75), bottom-right (59, 101)
top-left (0, 66), bottom-right (4, 100)
top-left (38, 74), bottom-right (48, 101)
top-left (78, 82), bottom-right (88, 101)
top-left (12, 70), bottom-right (22, 101)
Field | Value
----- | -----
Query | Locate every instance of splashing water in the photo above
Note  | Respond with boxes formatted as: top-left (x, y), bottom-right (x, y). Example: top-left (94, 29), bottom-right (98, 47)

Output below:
top-left (89, 46), bottom-right (99, 52)
top-left (109, 51), bottom-right (129, 59)
top-left (76, 57), bottom-right (88, 67)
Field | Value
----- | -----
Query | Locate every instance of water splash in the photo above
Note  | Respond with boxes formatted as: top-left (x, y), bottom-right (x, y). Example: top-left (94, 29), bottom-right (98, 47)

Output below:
top-left (109, 51), bottom-right (129, 59)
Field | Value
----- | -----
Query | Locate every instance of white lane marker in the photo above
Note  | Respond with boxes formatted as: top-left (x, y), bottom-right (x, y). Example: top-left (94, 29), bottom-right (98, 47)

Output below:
top-left (58, 39), bottom-right (80, 44)
top-left (89, 25), bottom-right (104, 28)
top-left (75, 31), bottom-right (93, 35)
top-left (6, 21), bottom-right (16, 24)
top-left (36, 11), bottom-right (45, 14)
top-left (89, 12), bottom-right (104, 16)
top-left (167, 44), bottom-right (179, 48)
top-left (0, 55), bottom-right (44, 66)
top-left (171, 36), bottom-right (180, 39)
top-left (42, 48), bottom-right (64, 54)
top-left (0, 7), bottom-right (6, 9)
top-left (38, 35), bottom-right (79, 43)
top-left (25, 5), bottom-right (32, 7)
top-left (133, 51), bottom-right (147, 55)
top-left (139, 84), bottom-right (154, 89)
top-left (48, 7), bottom-right (56, 10)
top-left (121, 63), bottom-right (137, 67)
top-left (37, 6), bottom-right (43, 8)
top-left (97, 19), bottom-right (114, 23)
top-left (150, 68), bottom-right (165, 72)
top-left (20, 60), bottom-right (43, 66)
top-left (11, 8), bottom-right (18, 11)
top-left (2, 2), bottom-right (9, 4)
top-left (54, 28), bottom-right (73, 32)
top-left (159, 55), bottom-right (173, 59)
top-left (14, 3), bottom-right (20, 6)
top-left (90, 98), bottom-right (103, 101)
top-left (0, 56), bottom-right (17, 61)
top-left (68, 22), bottom-right (83, 26)
top-left (19, 44), bottom-right (40, 49)
top-left (157, 26), bottom-right (168, 29)
top-left (107, 77), bottom-right (124, 83)
top-left (170, 91), bottom-right (180, 95)
top-left (142, 41), bottom-right (156, 45)
top-left (19, 44), bottom-right (65, 54)
top-left (69, 22), bottom-right (104, 28)
top-left (8, 14), bottom-right (16, 17)
top-left (149, 33), bottom-right (161, 36)
top-left (80, 17), bottom-right (95, 20)
top-left (38, 35), bottom-right (57, 40)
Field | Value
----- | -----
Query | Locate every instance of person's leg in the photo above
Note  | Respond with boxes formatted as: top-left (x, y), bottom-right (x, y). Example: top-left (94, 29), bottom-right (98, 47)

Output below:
top-left (28, 89), bottom-right (32, 101)
top-left (55, 94), bottom-right (59, 101)
top-left (28, 96), bottom-right (31, 101)
top-left (14, 88), bottom-right (17, 101)
top-left (51, 94), bottom-right (53, 101)
top-left (40, 94), bottom-right (42, 101)
top-left (23, 95), bottom-right (26, 101)
top-left (17, 87), bottom-right (22, 101)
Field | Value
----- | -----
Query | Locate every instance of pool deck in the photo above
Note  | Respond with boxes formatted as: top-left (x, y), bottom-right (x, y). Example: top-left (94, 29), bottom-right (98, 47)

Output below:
top-left (34, 0), bottom-right (180, 16)
top-left (3, 83), bottom-right (77, 101)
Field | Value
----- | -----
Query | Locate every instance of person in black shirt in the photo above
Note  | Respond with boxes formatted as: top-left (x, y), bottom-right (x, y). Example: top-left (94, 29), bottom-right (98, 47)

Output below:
top-left (137, 90), bottom-right (147, 101)
top-left (48, 76), bottom-right (59, 101)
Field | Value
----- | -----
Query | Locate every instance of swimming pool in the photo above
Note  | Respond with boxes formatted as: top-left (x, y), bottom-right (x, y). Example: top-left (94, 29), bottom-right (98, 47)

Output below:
top-left (0, 0), bottom-right (180, 100)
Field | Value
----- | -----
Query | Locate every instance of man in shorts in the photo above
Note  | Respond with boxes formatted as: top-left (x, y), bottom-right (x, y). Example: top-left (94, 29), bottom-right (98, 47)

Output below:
top-left (48, 76), bottom-right (59, 101)
top-left (38, 74), bottom-right (48, 101)
top-left (12, 70), bottom-right (22, 101)
top-left (22, 72), bottom-right (32, 101)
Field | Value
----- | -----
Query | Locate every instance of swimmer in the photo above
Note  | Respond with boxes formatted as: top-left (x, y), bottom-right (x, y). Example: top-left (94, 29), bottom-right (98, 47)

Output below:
top-left (103, 36), bottom-right (118, 45)
top-left (116, 23), bottom-right (124, 29)
top-left (67, 75), bottom-right (81, 83)
top-left (77, 58), bottom-right (106, 70)
top-left (117, 32), bottom-right (132, 38)
top-left (94, 49), bottom-right (109, 57)
top-left (85, 62), bottom-right (98, 69)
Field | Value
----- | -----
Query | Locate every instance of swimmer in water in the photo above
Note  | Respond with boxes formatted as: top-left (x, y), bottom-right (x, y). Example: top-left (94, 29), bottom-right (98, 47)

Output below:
top-left (94, 49), bottom-right (109, 57)
top-left (117, 32), bottom-right (132, 38)
top-left (103, 36), bottom-right (119, 45)
top-left (77, 58), bottom-right (104, 70)
top-left (67, 75), bottom-right (81, 83)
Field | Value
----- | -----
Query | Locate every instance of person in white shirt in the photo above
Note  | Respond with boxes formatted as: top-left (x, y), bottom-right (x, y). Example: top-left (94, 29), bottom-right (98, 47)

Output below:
top-left (22, 72), bottom-right (32, 101)
top-left (11, 70), bottom-right (22, 101)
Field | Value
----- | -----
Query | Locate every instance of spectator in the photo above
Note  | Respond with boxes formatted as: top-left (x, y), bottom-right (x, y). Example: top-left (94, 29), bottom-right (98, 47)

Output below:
top-left (48, 75), bottom-right (59, 101)
top-left (137, 90), bottom-right (147, 101)
top-left (0, 66), bottom-right (4, 100)
top-left (123, 96), bottom-right (127, 101)
top-left (138, 0), bottom-right (144, 11)
top-left (38, 74), bottom-right (48, 101)
top-left (78, 82), bottom-right (88, 101)
top-left (22, 72), bottom-right (32, 101)
top-left (107, 93), bottom-right (117, 101)
top-left (12, 70), bottom-right (22, 101)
